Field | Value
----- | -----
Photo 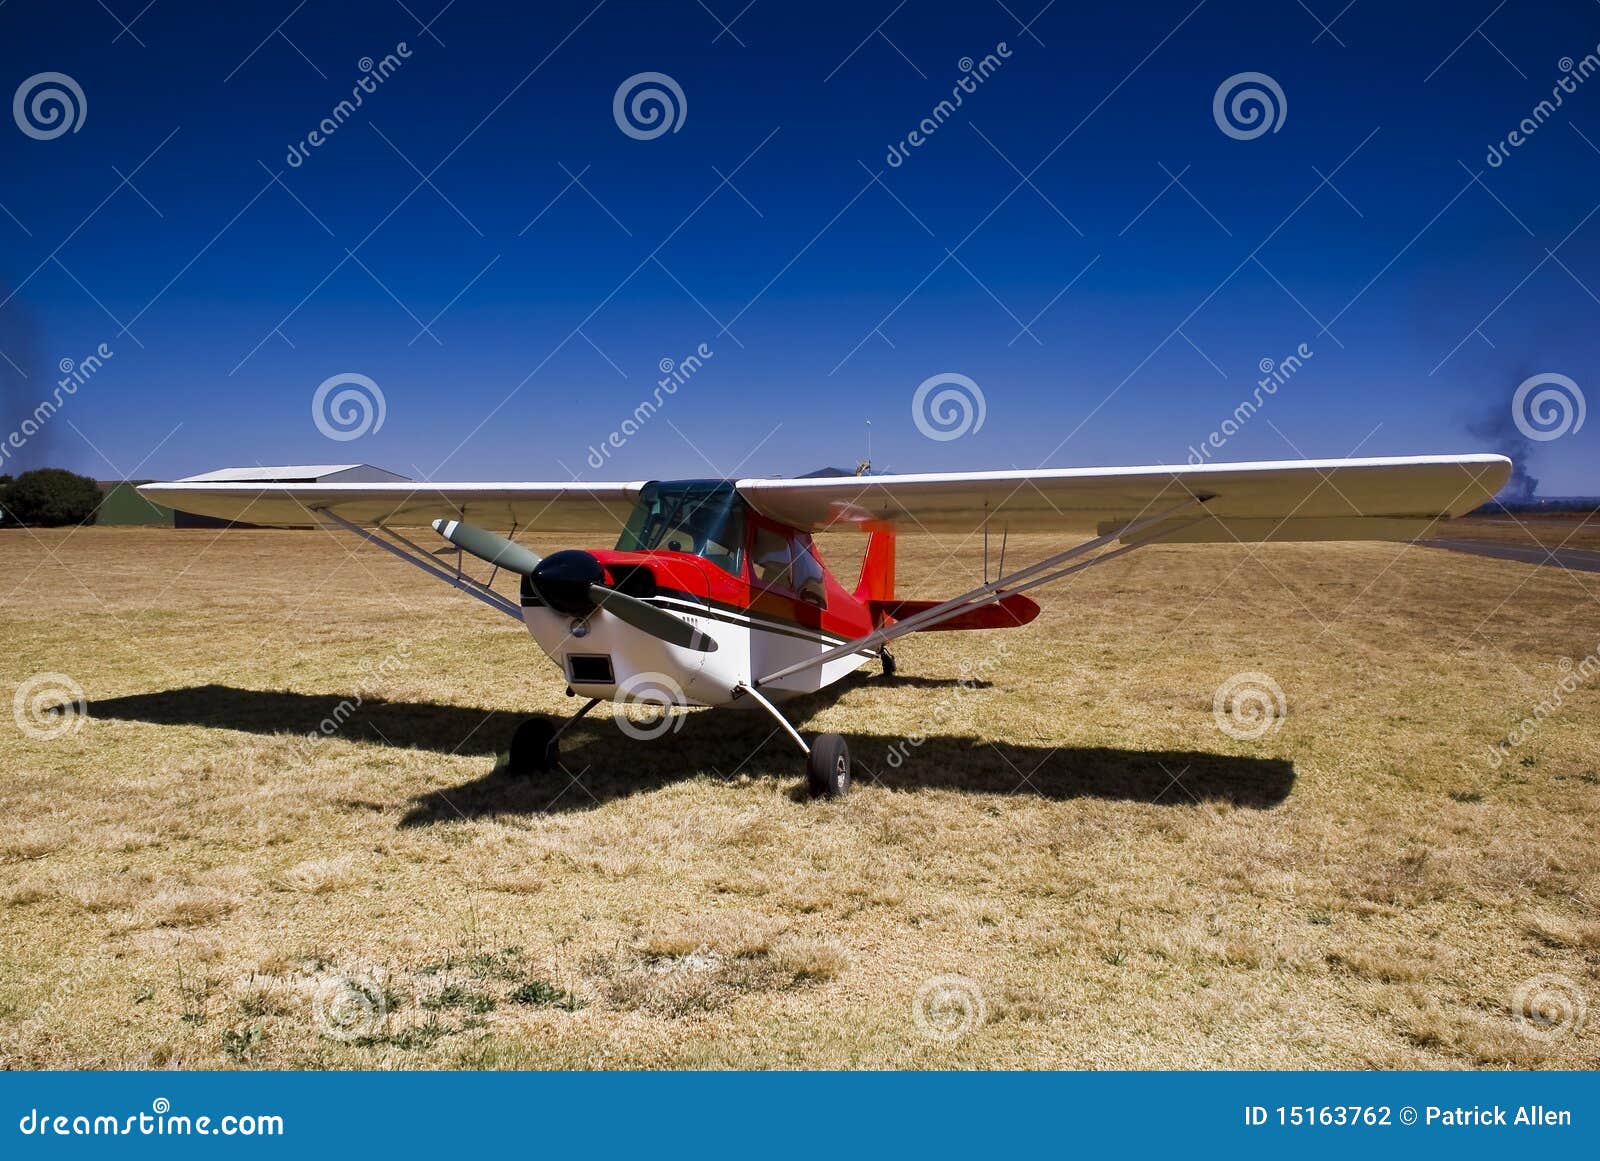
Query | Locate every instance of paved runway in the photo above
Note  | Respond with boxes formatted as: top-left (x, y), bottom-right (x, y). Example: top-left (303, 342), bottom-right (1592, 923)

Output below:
top-left (1420, 538), bottom-right (1600, 573)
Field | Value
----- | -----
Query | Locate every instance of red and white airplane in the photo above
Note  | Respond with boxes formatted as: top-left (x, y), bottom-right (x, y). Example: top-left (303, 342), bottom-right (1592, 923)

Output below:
top-left (142, 453), bottom-right (1509, 797)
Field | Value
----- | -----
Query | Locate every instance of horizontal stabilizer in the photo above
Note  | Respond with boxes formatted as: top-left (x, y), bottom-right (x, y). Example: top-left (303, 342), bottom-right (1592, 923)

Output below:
top-left (868, 593), bottom-right (1040, 632)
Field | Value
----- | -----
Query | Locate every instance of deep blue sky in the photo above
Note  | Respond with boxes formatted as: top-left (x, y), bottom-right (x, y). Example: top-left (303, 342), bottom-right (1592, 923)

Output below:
top-left (1, 0), bottom-right (1596, 493)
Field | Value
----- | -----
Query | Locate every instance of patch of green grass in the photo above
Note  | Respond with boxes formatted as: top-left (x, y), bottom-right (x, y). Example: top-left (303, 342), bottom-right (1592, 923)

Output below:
top-left (510, 980), bottom-right (582, 1010)
top-left (422, 984), bottom-right (495, 1014)
top-left (221, 1024), bottom-right (263, 1062)
top-left (383, 1018), bottom-right (453, 1051)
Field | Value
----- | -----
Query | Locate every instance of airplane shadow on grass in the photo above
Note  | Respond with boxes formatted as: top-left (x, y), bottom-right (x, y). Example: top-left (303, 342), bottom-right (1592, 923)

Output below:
top-left (87, 682), bottom-right (1295, 821)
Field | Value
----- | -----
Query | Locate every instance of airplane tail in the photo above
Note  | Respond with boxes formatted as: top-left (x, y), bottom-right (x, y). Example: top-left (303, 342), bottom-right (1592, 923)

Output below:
top-left (854, 525), bottom-right (896, 616)
top-left (865, 593), bottom-right (1040, 631)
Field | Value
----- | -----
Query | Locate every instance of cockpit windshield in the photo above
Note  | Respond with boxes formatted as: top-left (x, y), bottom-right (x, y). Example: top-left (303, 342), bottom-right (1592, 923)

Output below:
top-left (615, 481), bottom-right (744, 575)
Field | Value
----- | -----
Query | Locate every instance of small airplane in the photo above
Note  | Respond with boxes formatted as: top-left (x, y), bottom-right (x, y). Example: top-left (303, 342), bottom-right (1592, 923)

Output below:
top-left (142, 453), bottom-right (1510, 798)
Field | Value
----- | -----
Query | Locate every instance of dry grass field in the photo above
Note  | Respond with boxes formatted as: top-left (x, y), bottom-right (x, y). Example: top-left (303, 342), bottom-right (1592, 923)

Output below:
top-left (1442, 513), bottom-right (1600, 552)
top-left (2, 521), bottom-right (1598, 1070)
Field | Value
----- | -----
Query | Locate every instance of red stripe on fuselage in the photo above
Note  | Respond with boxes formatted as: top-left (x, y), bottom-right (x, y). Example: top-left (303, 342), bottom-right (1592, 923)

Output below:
top-left (588, 548), bottom-right (875, 641)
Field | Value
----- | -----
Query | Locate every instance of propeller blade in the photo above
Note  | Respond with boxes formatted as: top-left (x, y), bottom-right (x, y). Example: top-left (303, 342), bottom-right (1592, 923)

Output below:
top-left (589, 586), bottom-right (718, 652)
top-left (430, 527), bottom-right (715, 653)
top-left (431, 519), bottom-right (542, 576)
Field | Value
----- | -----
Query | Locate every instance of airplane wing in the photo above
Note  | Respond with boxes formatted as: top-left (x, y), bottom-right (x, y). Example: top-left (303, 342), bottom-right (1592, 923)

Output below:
top-left (138, 477), bottom-right (645, 531)
top-left (735, 454), bottom-right (1510, 543)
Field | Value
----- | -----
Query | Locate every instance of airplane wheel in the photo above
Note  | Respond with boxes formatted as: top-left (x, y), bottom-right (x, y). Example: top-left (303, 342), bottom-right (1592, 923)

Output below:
top-left (509, 717), bottom-right (557, 774)
top-left (881, 648), bottom-right (897, 680)
top-left (806, 733), bottom-right (851, 799)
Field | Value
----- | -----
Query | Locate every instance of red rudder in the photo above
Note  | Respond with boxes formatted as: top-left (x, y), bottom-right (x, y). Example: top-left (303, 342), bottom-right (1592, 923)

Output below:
top-left (854, 524), bottom-right (896, 613)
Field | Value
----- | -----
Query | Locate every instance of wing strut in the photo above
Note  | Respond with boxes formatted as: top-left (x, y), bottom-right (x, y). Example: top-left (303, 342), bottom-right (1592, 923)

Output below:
top-left (315, 509), bottom-right (524, 621)
top-left (756, 497), bottom-right (1210, 687)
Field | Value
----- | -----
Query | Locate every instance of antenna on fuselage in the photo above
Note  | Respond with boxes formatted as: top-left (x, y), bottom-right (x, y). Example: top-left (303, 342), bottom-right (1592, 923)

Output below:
top-left (855, 419), bottom-right (872, 476)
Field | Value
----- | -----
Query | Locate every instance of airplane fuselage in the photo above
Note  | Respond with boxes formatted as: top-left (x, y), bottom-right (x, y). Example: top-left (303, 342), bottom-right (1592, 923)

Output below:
top-left (520, 546), bottom-right (877, 706)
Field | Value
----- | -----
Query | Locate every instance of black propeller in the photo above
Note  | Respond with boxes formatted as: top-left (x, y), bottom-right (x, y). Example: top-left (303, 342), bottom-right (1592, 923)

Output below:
top-left (431, 519), bottom-right (717, 653)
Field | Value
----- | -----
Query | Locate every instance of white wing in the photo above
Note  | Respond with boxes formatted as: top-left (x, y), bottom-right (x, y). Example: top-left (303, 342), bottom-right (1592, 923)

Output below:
top-left (139, 478), bottom-right (644, 531)
top-left (736, 454), bottom-right (1510, 542)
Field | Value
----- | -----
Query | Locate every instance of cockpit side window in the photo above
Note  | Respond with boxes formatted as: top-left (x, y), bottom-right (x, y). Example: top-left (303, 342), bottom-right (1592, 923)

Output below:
top-left (788, 534), bottom-right (826, 606)
top-left (751, 523), bottom-right (794, 589)
top-left (748, 519), bottom-right (827, 607)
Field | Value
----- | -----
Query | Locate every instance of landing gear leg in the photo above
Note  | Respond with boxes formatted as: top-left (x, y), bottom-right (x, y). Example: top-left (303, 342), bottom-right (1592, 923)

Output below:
top-left (731, 683), bottom-right (852, 799)
top-left (509, 698), bottom-right (600, 775)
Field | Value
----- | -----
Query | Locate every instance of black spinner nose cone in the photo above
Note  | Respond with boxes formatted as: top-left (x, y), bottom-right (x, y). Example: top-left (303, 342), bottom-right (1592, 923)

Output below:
top-left (532, 550), bottom-right (604, 616)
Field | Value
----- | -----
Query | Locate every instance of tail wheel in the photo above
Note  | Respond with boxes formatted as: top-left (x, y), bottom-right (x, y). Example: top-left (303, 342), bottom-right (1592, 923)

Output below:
top-left (806, 733), bottom-right (851, 798)
top-left (509, 716), bottom-right (557, 774)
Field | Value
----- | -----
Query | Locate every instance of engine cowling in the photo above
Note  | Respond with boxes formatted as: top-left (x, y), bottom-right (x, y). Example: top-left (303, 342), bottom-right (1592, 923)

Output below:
top-left (529, 549), bottom-right (605, 616)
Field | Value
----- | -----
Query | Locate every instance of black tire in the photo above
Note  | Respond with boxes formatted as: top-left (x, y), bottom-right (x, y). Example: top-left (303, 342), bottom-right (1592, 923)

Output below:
top-left (509, 717), bottom-right (557, 774)
top-left (806, 733), bottom-right (851, 799)
top-left (880, 648), bottom-right (897, 679)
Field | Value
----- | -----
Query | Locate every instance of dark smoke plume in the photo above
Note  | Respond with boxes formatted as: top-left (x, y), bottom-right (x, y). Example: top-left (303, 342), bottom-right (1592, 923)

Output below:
top-left (1467, 406), bottom-right (1540, 503)
top-left (1465, 363), bottom-right (1544, 504)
